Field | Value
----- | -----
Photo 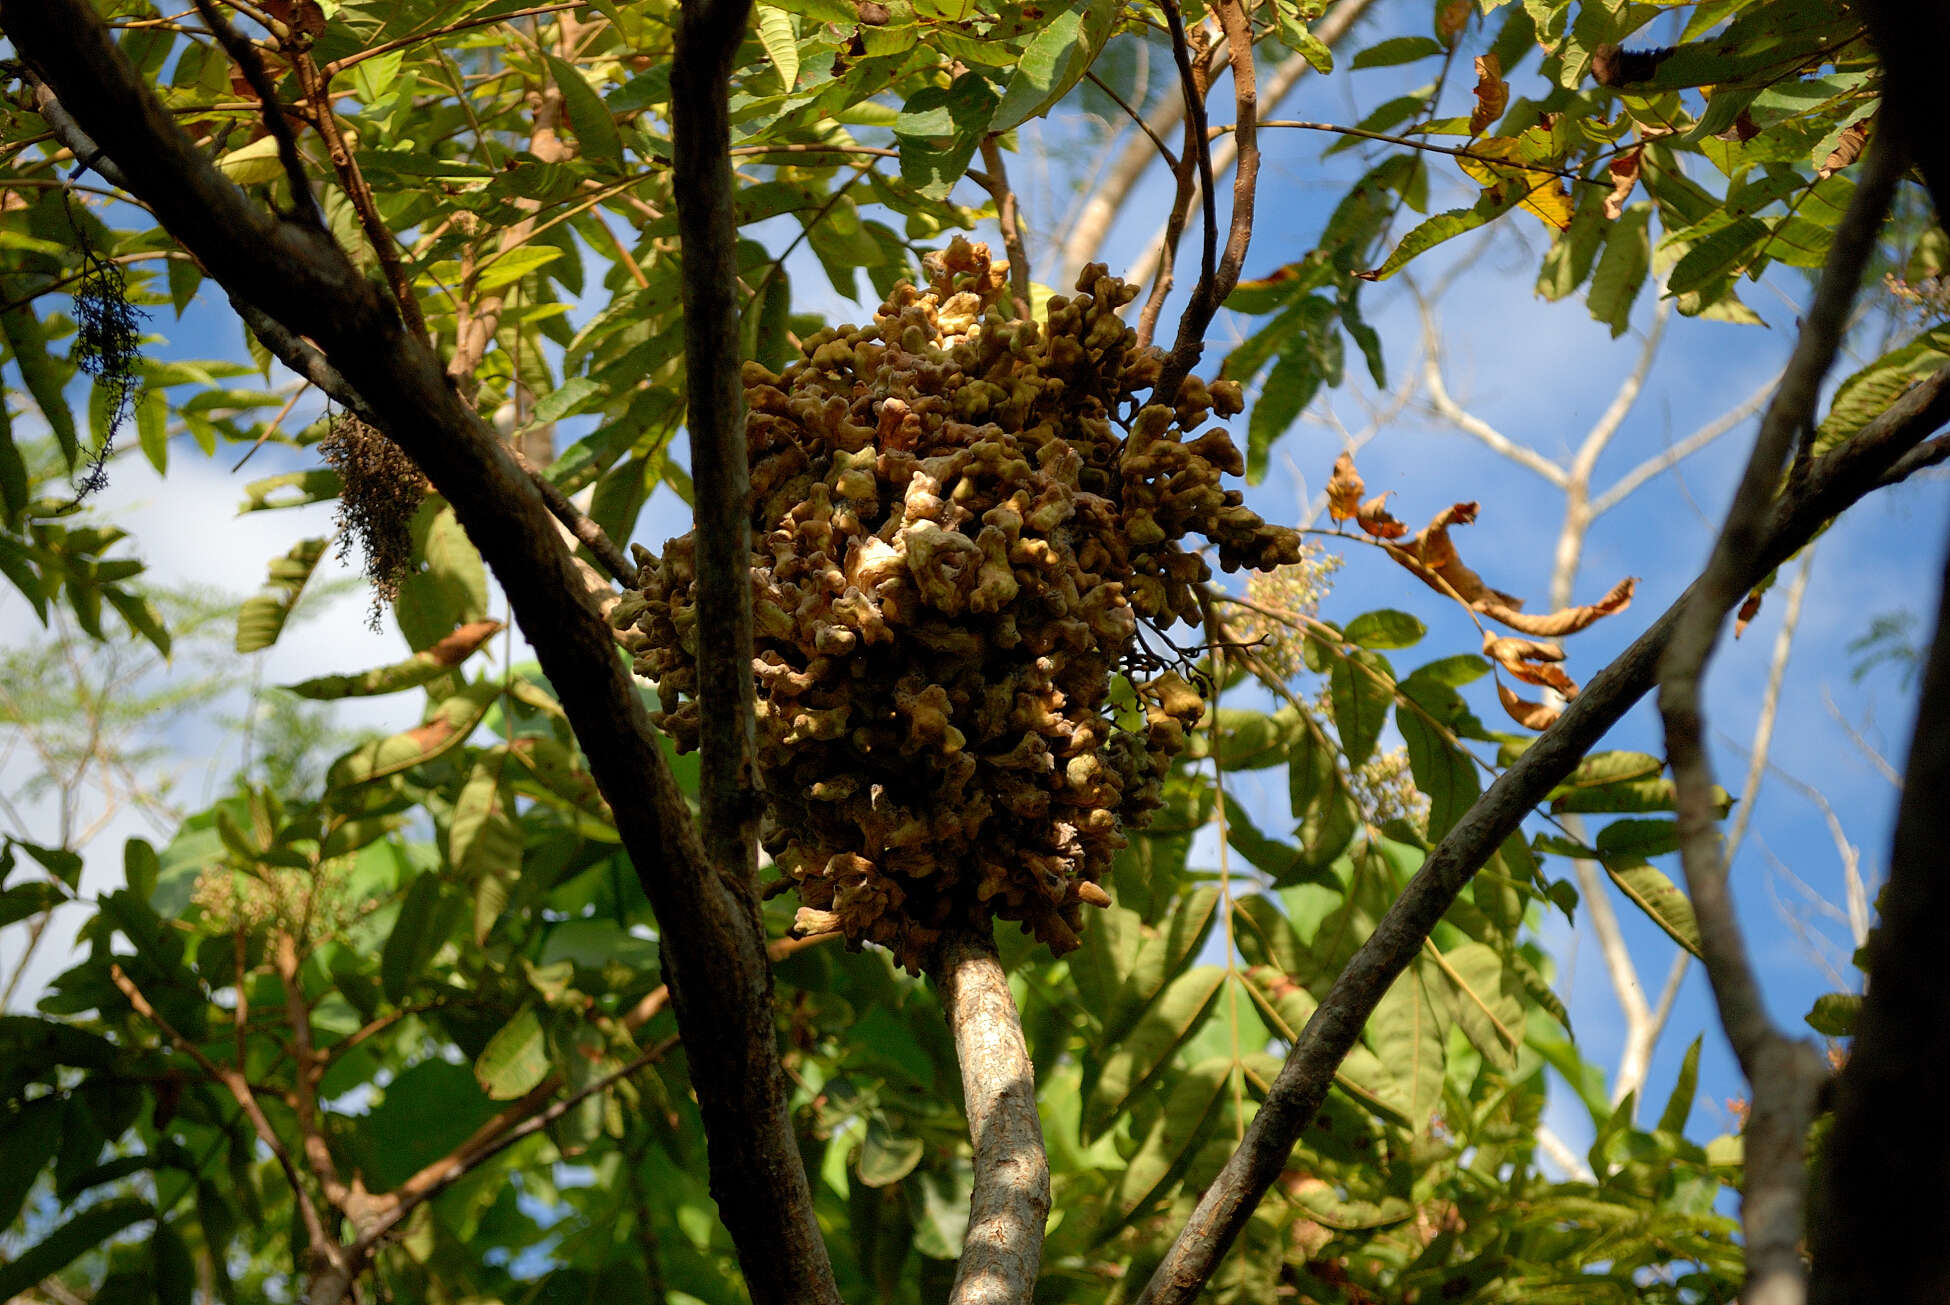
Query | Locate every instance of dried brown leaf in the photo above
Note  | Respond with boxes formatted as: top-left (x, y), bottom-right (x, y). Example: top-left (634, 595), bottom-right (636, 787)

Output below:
top-left (1326, 452), bottom-right (1364, 522)
top-left (1735, 589), bottom-right (1763, 638)
top-left (1484, 631), bottom-right (1579, 698)
top-left (1469, 55), bottom-right (1509, 137)
top-left (1355, 492), bottom-right (1407, 539)
top-left (1498, 680), bottom-right (1561, 730)
top-left (1715, 109), bottom-right (1760, 144)
top-left (1478, 575), bottom-right (1637, 637)
top-left (1819, 117), bottom-right (1872, 180)
top-left (1604, 146), bottom-right (1642, 220)
top-left (427, 619), bottom-right (505, 667)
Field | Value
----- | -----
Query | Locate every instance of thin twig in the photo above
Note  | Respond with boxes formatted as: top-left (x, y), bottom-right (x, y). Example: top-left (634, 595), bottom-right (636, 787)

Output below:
top-left (187, 0), bottom-right (322, 227)
top-left (1151, 0), bottom-right (1259, 405)
top-left (976, 137), bottom-right (1034, 320)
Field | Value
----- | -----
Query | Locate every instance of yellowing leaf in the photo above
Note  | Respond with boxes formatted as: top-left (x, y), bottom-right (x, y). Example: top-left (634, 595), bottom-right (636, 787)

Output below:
top-left (1456, 137), bottom-right (1575, 231)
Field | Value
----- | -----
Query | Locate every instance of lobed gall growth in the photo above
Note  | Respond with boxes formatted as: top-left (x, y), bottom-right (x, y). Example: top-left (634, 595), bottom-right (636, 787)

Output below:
top-left (619, 240), bottom-right (1301, 971)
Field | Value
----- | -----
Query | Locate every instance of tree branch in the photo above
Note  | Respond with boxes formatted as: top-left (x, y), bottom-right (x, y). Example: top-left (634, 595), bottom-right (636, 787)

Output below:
top-left (2, 7), bottom-right (832, 1303)
top-left (1656, 126), bottom-right (1903, 1305)
top-left (1135, 356), bottom-right (1950, 1305)
top-left (1064, 0), bottom-right (1376, 291)
top-left (669, 0), bottom-right (839, 1298)
top-left (1152, 0), bottom-right (1258, 406)
top-left (932, 928), bottom-right (1049, 1305)
top-left (108, 963), bottom-right (342, 1279)
top-left (1415, 292), bottom-right (1570, 488)
top-left (976, 136), bottom-right (1034, 320)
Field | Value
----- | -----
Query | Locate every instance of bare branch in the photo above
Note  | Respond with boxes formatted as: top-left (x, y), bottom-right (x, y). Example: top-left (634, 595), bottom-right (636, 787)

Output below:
top-left (1152, 0), bottom-right (1259, 406)
top-left (976, 136), bottom-right (1035, 320)
top-left (1092, 0), bottom-right (1378, 292)
top-left (932, 929), bottom-right (1050, 1305)
top-left (1657, 126), bottom-right (1904, 1305)
top-left (1415, 291), bottom-right (1569, 488)
top-left (1591, 370), bottom-right (1779, 516)
top-left (108, 963), bottom-right (341, 1275)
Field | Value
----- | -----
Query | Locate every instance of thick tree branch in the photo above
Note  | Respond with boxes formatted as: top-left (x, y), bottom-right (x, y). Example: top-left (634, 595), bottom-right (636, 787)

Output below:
top-left (1656, 127), bottom-right (1901, 1305)
top-left (1809, 524), bottom-right (1950, 1303)
top-left (2, 7), bottom-right (831, 1303)
top-left (1136, 357), bottom-right (1950, 1305)
top-left (932, 929), bottom-right (1049, 1305)
top-left (669, 0), bottom-right (839, 1299)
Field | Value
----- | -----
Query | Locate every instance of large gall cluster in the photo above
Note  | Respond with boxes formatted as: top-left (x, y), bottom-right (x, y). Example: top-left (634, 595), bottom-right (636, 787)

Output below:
top-left (619, 240), bottom-right (1301, 970)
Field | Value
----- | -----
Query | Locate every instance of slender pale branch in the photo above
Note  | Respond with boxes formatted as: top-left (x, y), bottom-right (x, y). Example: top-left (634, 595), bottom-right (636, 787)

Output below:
top-left (932, 929), bottom-right (1049, 1305)
top-left (1415, 292), bottom-right (1569, 488)
top-left (1592, 371), bottom-right (1779, 516)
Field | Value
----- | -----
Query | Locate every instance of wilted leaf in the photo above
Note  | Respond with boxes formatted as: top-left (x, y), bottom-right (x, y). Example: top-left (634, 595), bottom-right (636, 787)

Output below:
top-left (1818, 117), bottom-right (1870, 179)
top-left (285, 620), bottom-right (503, 698)
top-left (1605, 146), bottom-right (1642, 220)
top-left (1735, 589), bottom-right (1763, 636)
top-left (1497, 680), bottom-right (1560, 730)
top-left (1483, 631), bottom-right (1578, 698)
top-left (1468, 55), bottom-right (1508, 136)
top-left (1326, 452), bottom-right (1363, 522)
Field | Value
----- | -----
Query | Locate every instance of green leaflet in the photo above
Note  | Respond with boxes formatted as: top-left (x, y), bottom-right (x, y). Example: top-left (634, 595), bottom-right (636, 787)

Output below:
top-left (543, 55), bottom-right (623, 173)
top-left (990, 2), bottom-right (1116, 133)
top-left (234, 537), bottom-right (327, 654)
top-left (0, 1197), bottom-right (154, 1299)
top-left (1603, 856), bottom-right (1704, 957)
top-left (475, 1005), bottom-right (551, 1099)
top-left (1587, 202), bottom-right (1651, 337)
top-left (1082, 965), bottom-right (1227, 1140)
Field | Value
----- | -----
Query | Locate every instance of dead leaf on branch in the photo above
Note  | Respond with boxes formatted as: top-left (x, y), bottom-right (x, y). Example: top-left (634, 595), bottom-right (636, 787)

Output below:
top-left (1326, 452), bottom-right (1408, 537)
top-left (1455, 136), bottom-right (1575, 232)
top-left (1483, 631), bottom-right (1578, 698)
top-left (1469, 55), bottom-right (1508, 137)
top-left (1497, 680), bottom-right (1561, 730)
top-left (1819, 117), bottom-right (1872, 180)
top-left (1328, 452), bottom-right (1636, 730)
top-left (1735, 589), bottom-right (1763, 637)
top-left (1605, 147), bottom-right (1642, 221)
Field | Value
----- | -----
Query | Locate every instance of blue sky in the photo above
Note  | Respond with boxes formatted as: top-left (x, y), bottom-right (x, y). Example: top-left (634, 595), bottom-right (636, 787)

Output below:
top-left (4, 0), bottom-right (1942, 1187)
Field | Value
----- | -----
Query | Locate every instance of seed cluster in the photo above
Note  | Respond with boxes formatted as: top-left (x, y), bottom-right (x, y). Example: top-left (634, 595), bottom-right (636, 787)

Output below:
top-left (619, 240), bottom-right (1301, 970)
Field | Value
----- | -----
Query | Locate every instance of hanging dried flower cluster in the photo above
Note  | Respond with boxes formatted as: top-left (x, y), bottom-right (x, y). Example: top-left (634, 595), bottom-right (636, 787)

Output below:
top-left (617, 240), bottom-right (1302, 970)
